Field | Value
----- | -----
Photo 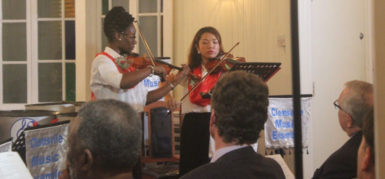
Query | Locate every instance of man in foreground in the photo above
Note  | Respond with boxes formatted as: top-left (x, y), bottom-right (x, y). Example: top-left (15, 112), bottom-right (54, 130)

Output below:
top-left (62, 99), bottom-right (141, 179)
top-left (357, 109), bottom-right (375, 179)
top-left (181, 71), bottom-right (285, 179)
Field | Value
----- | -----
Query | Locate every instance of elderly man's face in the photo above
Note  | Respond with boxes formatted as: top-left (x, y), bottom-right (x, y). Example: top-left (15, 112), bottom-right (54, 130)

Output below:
top-left (337, 87), bottom-right (351, 132)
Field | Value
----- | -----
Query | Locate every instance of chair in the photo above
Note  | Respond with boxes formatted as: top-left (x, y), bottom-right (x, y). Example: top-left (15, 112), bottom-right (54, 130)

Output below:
top-left (140, 101), bottom-right (180, 178)
top-left (142, 101), bottom-right (179, 162)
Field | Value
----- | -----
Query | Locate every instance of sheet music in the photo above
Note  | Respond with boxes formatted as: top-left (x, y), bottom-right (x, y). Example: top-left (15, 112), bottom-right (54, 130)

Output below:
top-left (266, 154), bottom-right (295, 179)
top-left (0, 152), bottom-right (33, 179)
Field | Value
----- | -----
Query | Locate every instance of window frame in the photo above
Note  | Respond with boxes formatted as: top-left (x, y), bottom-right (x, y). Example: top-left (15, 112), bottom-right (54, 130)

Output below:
top-left (0, 0), bottom-right (76, 109)
top-left (96, 0), bottom-right (173, 57)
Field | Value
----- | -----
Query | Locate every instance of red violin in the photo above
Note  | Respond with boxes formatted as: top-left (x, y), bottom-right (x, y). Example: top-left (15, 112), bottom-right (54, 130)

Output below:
top-left (126, 55), bottom-right (200, 81)
top-left (204, 55), bottom-right (246, 74)
top-left (126, 56), bottom-right (182, 75)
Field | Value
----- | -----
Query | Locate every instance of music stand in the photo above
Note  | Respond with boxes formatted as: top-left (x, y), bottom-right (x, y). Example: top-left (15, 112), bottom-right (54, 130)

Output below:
top-left (12, 131), bottom-right (26, 163)
top-left (200, 62), bottom-right (281, 99)
top-left (230, 62), bottom-right (281, 82)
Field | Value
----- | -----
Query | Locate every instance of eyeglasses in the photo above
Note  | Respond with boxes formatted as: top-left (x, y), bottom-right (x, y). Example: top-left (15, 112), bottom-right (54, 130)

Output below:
top-left (333, 100), bottom-right (344, 111)
top-left (120, 32), bottom-right (136, 40)
top-left (333, 100), bottom-right (354, 120)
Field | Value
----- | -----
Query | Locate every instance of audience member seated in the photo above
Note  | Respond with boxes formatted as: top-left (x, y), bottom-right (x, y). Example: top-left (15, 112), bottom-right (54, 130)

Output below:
top-left (60, 99), bottom-right (141, 179)
top-left (181, 71), bottom-right (285, 179)
top-left (357, 109), bottom-right (375, 179)
top-left (313, 80), bottom-right (373, 179)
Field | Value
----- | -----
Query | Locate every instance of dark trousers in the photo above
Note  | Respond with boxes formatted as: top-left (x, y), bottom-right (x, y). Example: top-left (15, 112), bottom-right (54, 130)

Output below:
top-left (179, 112), bottom-right (211, 177)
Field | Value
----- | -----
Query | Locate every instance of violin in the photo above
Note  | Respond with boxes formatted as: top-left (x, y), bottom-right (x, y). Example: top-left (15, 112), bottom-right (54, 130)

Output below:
top-left (127, 55), bottom-right (200, 81)
top-left (181, 42), bottom-right (240, 102)
top-left (204, 56), bottom-right (246, 73)
top-left (133, 21), bottom-right (194, 89)
top-left (126, 56), bottom-right (182, 74)
top-left (197, 56), bottom-right (245, 99)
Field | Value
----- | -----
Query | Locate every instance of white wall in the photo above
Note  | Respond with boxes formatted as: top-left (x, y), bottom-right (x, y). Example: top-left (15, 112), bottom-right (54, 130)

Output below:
top-left (173, 0), bottom-right (292, 99)
top-left (302, 0), bottom-right (369, 178)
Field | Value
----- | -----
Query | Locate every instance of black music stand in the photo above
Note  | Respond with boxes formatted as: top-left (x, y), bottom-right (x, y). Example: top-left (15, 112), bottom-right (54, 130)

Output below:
top-left (200, 62), bottom-right (281, 99)
top-left (230, 62), bottom-right (281, 82)
top-left (12, 131), bottom-right (26, 163)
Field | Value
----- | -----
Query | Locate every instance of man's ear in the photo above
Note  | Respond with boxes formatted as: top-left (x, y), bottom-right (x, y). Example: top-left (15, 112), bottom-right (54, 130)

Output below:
top-left (346, 113), bottom-right (354, 128)
top-left (79, 149), bottom-right (94, 172)
top-left (210, 110), bottom-right (216, 127)
top-left (209, 110), bottom-right (217, 138)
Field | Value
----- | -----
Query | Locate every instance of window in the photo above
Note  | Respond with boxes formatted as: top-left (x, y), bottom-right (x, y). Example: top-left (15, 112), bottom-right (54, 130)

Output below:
top-left (99, 0), bottom-right (172, 57)
top-left (0, 0), bottom-right (76, 109)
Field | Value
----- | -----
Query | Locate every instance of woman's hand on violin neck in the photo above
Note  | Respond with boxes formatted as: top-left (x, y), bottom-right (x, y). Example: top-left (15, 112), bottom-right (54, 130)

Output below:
top-left (181, 64), bottom-right (191, 76)
top-left (172, 64), bottom-right (191, 85)
top-left (153, 66), bottom-right (167, 78)
top-left (165, 96), bottom-right (179, 111)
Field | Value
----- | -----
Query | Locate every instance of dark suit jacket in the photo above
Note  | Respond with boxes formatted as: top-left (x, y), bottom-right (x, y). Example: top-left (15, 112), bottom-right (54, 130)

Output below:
top-left (180, 146), bottom-right (285, 179)
top-left (312, 131), bottom-right (362, 179)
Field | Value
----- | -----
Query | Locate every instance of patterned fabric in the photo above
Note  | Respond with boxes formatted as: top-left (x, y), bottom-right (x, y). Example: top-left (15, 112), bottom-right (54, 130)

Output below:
top-left (90, 47), bottom-right (148, 112)
top-left (96, 52), bottom-right (136, 73)
top-left (188, 66), bottom-right (221, 107)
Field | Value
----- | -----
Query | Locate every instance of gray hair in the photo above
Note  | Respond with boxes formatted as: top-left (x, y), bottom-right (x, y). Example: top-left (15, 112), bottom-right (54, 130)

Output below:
top-left (76, 99), bottom-right (142, 172)
top-left (341, 80), bottom-right (373, 128)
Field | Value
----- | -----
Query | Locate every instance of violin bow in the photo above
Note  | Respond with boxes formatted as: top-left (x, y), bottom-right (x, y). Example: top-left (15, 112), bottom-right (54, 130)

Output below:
top-left (180, 42), bottom-right (240, 102)
top-left (134, 20), bottom-right (156, 66)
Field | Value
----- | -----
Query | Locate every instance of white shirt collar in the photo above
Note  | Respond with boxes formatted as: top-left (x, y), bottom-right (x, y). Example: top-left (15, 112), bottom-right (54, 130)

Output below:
top-left (201, 64), bottom-right (208, 76)
top-left (104, 46), bottom-right (122, 59)
top-left (210, 145), bottom-right (248, 163)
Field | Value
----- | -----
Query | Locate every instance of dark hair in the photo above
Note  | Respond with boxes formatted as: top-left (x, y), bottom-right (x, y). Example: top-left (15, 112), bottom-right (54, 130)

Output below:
top-left (362, 109), bottom-right (374, 163)
top-left (212, 71), bottom-right (269, 144)
top-left (104, 6), bottom-right (135, 42)
top-left (187, 26), bottom-right (225, 69)
top-left (75, 99), bottom-right (141, 172)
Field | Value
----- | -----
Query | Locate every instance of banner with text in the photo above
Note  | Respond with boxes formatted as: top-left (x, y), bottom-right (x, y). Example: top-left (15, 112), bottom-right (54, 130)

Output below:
top-left (265, 97), bottom-right (311, 148)
top-left (24, 122), bottom-right (69, 179)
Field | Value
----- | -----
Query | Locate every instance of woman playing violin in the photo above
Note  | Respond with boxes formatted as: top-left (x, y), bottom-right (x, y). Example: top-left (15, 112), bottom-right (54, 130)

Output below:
top-left (182, 26), bottom-right (226, 113)
top-left (90, 7), bottom-right (190, 112)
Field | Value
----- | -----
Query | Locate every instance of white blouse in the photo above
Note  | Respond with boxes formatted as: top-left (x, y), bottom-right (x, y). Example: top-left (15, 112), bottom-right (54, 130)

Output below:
top-left (90, 47), bottom-right (148, 112)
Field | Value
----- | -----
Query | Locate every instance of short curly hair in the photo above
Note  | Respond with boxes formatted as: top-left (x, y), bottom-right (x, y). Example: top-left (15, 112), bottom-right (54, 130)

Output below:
top-left (212, 71), bottom-right (269, 145)
top-left (104, 6), bottom-right (135, 42)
